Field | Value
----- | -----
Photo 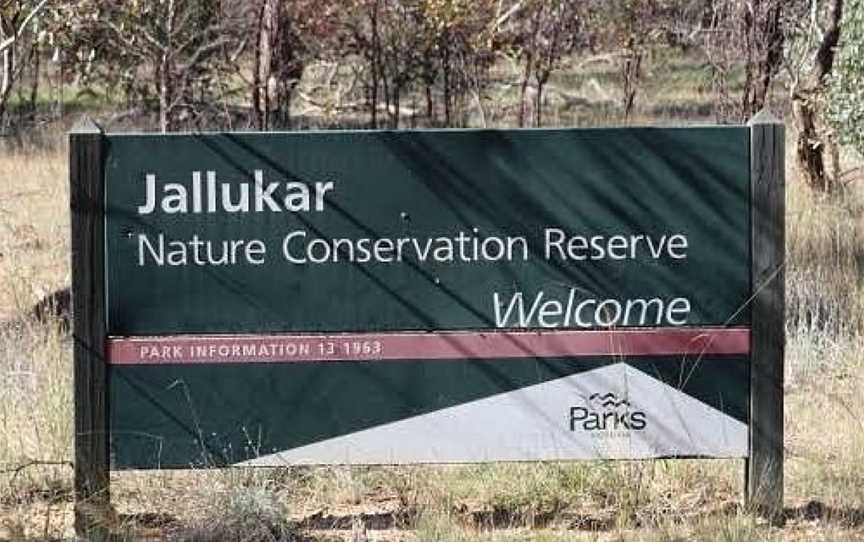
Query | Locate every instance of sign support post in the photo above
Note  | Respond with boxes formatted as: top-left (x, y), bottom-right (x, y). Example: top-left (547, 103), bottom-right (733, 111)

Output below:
top-left (70, 117), bottom-right (111, 539)
top-left (746, 110), bottom-right (786, 524)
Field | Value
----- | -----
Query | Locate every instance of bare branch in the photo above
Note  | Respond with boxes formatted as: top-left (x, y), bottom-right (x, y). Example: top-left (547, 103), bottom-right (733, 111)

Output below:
top-left (103, 20), bottom-right (155, 58)
top-left (495, 0), bottom-right (525, 31)
top-left (0, 0), bottom-right (49, 53)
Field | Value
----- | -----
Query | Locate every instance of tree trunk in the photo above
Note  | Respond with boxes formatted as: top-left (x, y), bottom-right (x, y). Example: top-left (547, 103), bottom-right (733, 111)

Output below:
top-left (793, 0), bottom-right (844, 191)
top-left (754, 3), bottom-right (783, 113)
top-left (425, 82), bottom-right (433, 122)
top-left (369, 2), bottom-right (380, 128)
top-left (741, 1), bottom-right (784, 119)
top-left (442, 46), bottom-right (451, 126)
top-left (159, 0), bottom-right (176, 133)
top-left (255, 0), bottom-right (280, 130)
top-left (370, 57), bottom-right (379, 128)
top-left (56, 52), bottom-right (64, 119)
top-left (159, 60), bottom-right (170, 133)
top-left (380, 53), bottom-right (391, 127)
top-left (518, 52), bottom-right (532, 128)
top-left (794, 97), bottom-right (830, 191)
top-left (622, 41), bottom-right (642, 121)
top-left (392, 84), bottom-right (400, 129)
top-left (1, 46), bottom-right (15, 125)
top-left (279, 83), bottom-right (294, 129)
top-left (252, 4), bottom-right (263, 129)
top-left (535, 78), bottom-right (546, 127)
top-left (28, 41), bottom-right (39, 112)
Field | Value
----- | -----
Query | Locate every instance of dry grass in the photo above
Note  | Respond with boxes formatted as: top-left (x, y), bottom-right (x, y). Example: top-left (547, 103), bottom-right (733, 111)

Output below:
top-left (0, 144), bottom-right (74, 539)
top-left (0, 147), bottom-right (68, 321)
top-left (786, 177), bottom-right (864, 336)
top-left (1, 116), bottom-right (863, 539)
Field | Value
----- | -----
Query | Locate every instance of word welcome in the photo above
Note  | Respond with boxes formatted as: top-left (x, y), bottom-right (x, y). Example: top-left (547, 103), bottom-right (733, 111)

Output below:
top-left (493, 289), bottom-right (692, 328)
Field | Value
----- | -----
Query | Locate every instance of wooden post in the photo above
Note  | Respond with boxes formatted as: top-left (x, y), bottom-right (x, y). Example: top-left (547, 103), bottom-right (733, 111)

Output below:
top-left (70, 118), bottom-right (111, 538)
top-left (746, 110), bottom-right (785, 524)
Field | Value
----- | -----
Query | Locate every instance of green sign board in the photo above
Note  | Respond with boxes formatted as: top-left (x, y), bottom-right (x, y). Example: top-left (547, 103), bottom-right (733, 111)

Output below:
top-left (96, 128), bottom-right (753, 468)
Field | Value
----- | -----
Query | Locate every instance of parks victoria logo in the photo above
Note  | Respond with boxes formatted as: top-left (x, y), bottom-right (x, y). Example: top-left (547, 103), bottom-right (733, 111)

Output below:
top-left (569, 392), bottom-right (647, 432)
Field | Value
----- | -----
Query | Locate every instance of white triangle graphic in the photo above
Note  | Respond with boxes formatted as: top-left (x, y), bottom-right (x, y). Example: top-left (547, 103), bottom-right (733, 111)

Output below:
top-left (239, 363), bottom-right (746, 466)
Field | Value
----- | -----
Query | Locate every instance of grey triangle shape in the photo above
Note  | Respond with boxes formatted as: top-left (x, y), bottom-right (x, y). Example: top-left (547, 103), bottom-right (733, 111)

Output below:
top-left (238, 362), bottom-right (746, 465)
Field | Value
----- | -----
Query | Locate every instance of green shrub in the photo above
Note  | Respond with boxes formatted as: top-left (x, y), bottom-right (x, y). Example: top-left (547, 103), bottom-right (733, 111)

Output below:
top-left (828, 0), bottom-right (864, 157)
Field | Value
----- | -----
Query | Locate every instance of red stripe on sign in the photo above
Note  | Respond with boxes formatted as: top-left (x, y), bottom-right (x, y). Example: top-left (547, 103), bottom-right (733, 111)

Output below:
top-left (106, 327), bottom-right (750, 365)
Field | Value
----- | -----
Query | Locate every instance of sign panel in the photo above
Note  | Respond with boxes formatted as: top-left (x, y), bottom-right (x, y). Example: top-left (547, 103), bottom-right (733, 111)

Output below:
top-left (103, 128), bottom-right (751, 468)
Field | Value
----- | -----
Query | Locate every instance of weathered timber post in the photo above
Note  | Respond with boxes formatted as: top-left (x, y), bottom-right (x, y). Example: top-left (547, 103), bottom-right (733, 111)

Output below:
top-left (70, 117), bottom-right (110, 539)
top-left (746, 110), bottom-right (786, 525)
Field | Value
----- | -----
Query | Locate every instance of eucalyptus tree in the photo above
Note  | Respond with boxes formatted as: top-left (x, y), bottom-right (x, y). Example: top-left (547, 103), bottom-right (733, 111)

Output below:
top-left (0, 0), bottom-right (48, 126)
top-left (497, 0), bottom-right (582, 127)
top-left (417, 0), bottom-right (497, 126)
top-left (53, 0), bottom-right (247, 132)
top-left (702, 0), bottom-right (787, 122)
top-left (787, 0), bottom-right (845, 192)
top-left (828, 0), bottom-right (862, 171)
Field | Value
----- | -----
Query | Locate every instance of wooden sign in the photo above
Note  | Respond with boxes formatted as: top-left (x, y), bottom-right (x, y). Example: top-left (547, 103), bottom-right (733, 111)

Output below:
top-left (69, 117), bottom-right (784, 535)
